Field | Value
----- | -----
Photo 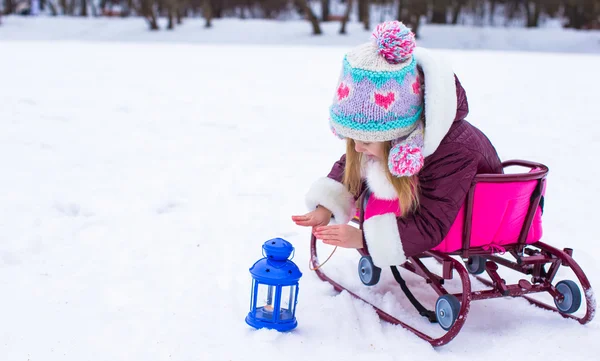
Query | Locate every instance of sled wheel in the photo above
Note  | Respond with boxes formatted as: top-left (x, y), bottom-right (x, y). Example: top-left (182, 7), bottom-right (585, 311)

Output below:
top-left (554, 280), bottom-right (582, 314)
top-left (465, 256), bottom-right (486, 275)
top-left (358, 256), bottom-right (381, 286)
top-left (435, 295), bottom-right (461, 331)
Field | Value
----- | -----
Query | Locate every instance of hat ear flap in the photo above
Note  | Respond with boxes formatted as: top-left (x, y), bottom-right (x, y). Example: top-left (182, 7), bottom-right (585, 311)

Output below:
top-left (388, 121), bottom-right (425, 177)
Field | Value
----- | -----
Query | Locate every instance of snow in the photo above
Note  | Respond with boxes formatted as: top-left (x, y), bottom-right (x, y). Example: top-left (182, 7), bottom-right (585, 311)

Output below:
top-left (1, 16), bottom-right (599, 53)
top-left (1, 17), bottom-right (600, 361)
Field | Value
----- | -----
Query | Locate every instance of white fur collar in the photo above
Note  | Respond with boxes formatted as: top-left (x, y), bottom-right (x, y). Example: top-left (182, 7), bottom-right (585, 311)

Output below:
top-left (413, 47), bottom-right (458, 158)
top-left (363, 159), bottom-right (397, 200)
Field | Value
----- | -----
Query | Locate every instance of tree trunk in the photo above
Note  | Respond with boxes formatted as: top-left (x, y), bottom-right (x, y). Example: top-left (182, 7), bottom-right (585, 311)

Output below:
top-left (81, 0), bottom-right (88, 16)
top-left (59, 0), bottom-right (67, 14)
top-left (524, 0), bottom-right (541, 28)
top-left (358, 0), bottom-right (365, 24)
top-left (451, 0), bottom-right (464, 24)
top-left (430, 0), bottom-right (448, 24)
top-left (532, 0), bottom-right (541, 27)
top-left (321, 0), bottom-right (330, 21)
top-left (399, 0), bottom-right (426, 38)
top-left (489, 0), bottom-right (496, 25)
top-left (67, 0), bottom-right (76, 15)
top-left (296, 0), bottom-right (323, 35)
top-left (89, 0), bottom-right (98, 16)
top-left (48, 0), bottom-right (58, 15)
top-left (339, 0), bottom-right (353, 34)
top-left (397, 0), bottom-right (404, 22)
top-left (126, 0), bottom-right (133, 16)
top-left (212, 0), bottom-right (222, 18)
top-left (167, 0), bottom-right (175, 29)
top-left (505, 0), bottom-right (519, 25)
top-left (364, 0), bottom-right (371, 30)
top-left (139, 0), bottom-right (160, 30)
top-left (563, 1), bottom-right (597, 30)
top-left (203, 0), bottom-right (212, 28)
top-left (4, 0), bottom-right (14, 14)
top-left (177, 1), bottom-right (183, 24)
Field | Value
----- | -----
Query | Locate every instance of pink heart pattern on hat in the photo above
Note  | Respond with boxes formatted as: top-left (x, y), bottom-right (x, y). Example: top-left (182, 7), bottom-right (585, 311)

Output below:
top-left (337, 83), bottom-right (350, 101)
top-left (374, 92), bottom-right (396, 110)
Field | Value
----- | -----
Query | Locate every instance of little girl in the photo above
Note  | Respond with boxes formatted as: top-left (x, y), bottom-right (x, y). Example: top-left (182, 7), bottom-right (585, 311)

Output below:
top-left (292, 21), bottom-right (503, 268)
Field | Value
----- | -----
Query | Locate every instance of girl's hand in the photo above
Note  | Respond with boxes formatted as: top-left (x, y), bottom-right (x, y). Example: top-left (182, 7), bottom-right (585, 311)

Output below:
top-left (313, 225), bottom-right (364, 249)
top-left (291, 206), bottom-right (332, 228)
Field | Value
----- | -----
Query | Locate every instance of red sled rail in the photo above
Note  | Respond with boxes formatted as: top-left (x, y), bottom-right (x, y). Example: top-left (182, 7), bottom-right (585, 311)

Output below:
top-left (309, 160), bottom-right (596, 347)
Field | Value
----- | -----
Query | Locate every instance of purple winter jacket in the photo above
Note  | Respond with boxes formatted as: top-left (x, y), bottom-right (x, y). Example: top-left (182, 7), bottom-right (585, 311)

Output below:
top-left (324, 76), bottom-right (503, 258)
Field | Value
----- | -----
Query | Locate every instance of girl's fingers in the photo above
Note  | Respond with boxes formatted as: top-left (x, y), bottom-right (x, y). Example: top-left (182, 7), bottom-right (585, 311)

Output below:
top-left (314, 228), bottom-right (339, 236)
top-left (316, 232), bottom-right (341, 242)
top-left (314, 225), bottom-right (338, 232)
top-left (322, 239), bottom-right (341, 245)
top-left (292, 215), bottom-right (317, 227)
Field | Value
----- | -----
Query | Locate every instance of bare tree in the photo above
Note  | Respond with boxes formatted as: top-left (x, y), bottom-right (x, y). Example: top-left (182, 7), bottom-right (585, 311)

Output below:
top-left (504, 0), bottom-right (520, 25)
top-left (203, 0), bottom-right (213, 27)
top-left (339, 0), bottom-right (354, 34)
top-left (450, 0), bottom-right (466, 24)
top-left (177, 0), bottom-right (186, 24)
top-left (81, 0), bottom-right (88, 16)
top-left (321, 0), bottom-right (330, 21)
top-left (524, 0), bottom-right (542, 27)
top-left (295, 0), bottom-right (323, 35)
top-left (360, 0), bottom-right (370, 30)
top-left (138, 0), bottom-right (160, 30)
top-left (398, 0), bottom-right (426, 38)
top-left (489, 0), bottom-right (497, 25)
top-left (564, 0), bottom-right (600, 29)
top-left (47, 0), bottom-right (58, 15)
top-left (167, 0), bottom-right (176, 29)
top-left (430, 0), bottom-right (449, 24)
top-left (4, 0), bottom-right (14, 14)
top-left (59, 0), bottom-right (67, 14)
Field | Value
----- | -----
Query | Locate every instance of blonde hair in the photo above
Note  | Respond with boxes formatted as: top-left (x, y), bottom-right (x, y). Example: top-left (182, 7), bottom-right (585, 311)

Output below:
top-left (343, 139), bottom-right (420, 217)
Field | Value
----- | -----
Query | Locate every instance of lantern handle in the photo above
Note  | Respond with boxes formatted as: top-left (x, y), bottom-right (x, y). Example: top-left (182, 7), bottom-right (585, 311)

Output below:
top-left (289, 248), bottom-right (295, 261)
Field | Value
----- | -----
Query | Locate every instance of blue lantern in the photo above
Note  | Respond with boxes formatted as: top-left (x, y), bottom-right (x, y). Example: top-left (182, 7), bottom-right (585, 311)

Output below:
top-left (246, 238), bottom-right (302, 332)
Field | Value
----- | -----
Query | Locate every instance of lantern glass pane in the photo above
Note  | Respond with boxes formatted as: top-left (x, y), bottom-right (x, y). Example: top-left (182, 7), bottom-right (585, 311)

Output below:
top-left (254, 283), bottom-right (277, 320)
top-left (250, 279), bottom-right (257, 312)
top-left (279, 285), bottom-right (296, 321)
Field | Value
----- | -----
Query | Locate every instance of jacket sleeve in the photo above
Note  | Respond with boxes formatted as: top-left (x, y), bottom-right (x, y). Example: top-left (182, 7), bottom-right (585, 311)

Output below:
top-left (397, 143), bottom-right (478, 257)
top-left (304, 154), bottom-right (358, 225)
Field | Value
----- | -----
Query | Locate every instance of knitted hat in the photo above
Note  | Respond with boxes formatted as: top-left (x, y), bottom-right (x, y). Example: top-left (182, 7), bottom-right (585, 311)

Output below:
top-left (329, 21), bottom-right (425, 177)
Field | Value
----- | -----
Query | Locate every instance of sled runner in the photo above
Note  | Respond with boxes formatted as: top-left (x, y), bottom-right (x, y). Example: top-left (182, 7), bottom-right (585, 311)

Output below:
top-left (309, 160), bottom-right (595, 347)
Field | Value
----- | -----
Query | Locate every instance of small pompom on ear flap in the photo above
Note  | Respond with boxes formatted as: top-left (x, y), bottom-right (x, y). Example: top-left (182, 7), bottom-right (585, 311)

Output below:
top-left (388, 121), bottom-right (425, 177)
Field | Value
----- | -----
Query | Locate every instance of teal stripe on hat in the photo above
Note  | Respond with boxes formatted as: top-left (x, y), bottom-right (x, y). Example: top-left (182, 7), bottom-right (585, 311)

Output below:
top-left (330, 105), bottom-right (423, 133)
top-left (343, 56), bottom-right (417, 89)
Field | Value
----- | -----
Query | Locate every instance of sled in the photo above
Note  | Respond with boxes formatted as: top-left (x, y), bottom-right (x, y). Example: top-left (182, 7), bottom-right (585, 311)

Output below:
top-left (309, 160), bottom-right (595, 347)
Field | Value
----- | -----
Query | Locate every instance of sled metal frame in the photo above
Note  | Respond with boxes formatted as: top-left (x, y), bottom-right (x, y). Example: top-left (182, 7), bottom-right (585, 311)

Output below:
top-left (309, 160), bottom-right (595, 347)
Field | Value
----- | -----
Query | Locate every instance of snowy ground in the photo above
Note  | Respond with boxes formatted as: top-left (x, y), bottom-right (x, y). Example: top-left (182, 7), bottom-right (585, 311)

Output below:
top-left (1, 16), bottom-right (600, 53)
top-left (1, 19), bottom-right (600, 361)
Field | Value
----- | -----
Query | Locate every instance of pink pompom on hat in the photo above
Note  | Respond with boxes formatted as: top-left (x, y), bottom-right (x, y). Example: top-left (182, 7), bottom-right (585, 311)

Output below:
top-left (329, 20), bottom-right (425, 178)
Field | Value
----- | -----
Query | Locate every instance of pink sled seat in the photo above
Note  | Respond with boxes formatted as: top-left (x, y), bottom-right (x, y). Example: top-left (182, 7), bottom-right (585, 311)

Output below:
top-left (432, 178), bottom-right (546, 253)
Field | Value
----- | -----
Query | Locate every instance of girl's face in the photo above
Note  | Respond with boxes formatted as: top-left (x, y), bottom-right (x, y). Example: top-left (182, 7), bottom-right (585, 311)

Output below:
top-left (354, 140), bottom-right (385, 161)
